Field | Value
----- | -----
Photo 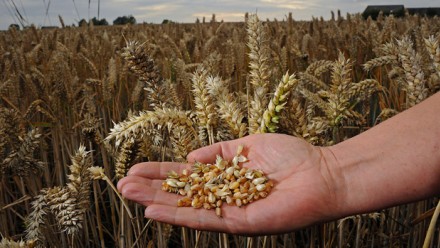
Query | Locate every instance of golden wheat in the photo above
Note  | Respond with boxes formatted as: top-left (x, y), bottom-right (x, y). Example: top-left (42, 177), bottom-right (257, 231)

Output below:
top-left (0, 11), bottom-right (438, 248)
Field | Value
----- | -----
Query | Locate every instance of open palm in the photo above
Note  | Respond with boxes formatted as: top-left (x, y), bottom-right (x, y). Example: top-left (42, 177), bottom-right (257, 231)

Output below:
top-left (117, 133), bottom-right (342, 235)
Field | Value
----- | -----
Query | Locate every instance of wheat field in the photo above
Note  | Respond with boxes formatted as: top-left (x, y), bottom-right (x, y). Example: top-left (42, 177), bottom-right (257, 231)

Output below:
top-left (0, 11), bottom-right (439, 247)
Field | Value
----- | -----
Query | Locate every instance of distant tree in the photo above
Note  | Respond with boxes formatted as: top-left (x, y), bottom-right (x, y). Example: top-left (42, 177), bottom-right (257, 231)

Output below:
top-left (91, 17), bottom-right (108, 26)
top-left (162, 19), bottom-right (174, 24)
top-left (78, 19), bottom-right (88, 27)
top-left (8, 24), bottom-right (20, 30)
top-left (113, 15), bottom-right (136, 25)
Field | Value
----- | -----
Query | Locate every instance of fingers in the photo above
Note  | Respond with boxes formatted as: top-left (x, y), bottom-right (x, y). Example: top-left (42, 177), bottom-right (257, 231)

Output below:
top-left (144, 204), bottom-right (245, 233)
top-left (118, 176), bottom-right (180, 206)
top-left (187, 135), bottom-right (261, 163)
top-left (127, 161), bottom-right (192, 179)
top-left (117, 175), bottom-right (162, 192)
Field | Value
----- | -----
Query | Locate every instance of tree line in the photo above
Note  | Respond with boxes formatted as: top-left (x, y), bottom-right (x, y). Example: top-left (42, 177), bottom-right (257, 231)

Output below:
top-left (79, 15), bottom-right (137, 26)
top-left (9, 15), bottom-right (138, 30)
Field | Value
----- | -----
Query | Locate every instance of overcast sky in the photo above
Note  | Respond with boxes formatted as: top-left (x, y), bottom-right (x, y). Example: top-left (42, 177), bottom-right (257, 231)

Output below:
top-left (1, 0), bottom-right (438, 30)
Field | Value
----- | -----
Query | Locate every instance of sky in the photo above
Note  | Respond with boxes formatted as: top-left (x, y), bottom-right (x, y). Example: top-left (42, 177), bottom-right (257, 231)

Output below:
top-left (1, 0), bottom-right (439, 30)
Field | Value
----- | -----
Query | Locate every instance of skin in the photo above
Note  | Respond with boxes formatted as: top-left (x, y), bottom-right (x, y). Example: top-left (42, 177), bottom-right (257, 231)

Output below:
top-left (117, 92), bottom-right (440, 235)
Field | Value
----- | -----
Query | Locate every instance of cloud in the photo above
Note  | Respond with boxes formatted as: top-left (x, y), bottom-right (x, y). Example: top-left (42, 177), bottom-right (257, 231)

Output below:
top-left (259, 0), bottom-right (318, 9)
top-left (135, 3), bottom-right (183, 19)
top-left (0, 0), bottom-right (438, 30)
top-left (137, 4), bottom-right (180, 12)
top-left (192, 12), bottom-right (245, 21)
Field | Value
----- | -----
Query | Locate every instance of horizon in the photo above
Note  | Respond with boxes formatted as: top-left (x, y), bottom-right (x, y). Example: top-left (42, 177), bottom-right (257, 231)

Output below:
top-left (1, 0), bottom-right (439, 30)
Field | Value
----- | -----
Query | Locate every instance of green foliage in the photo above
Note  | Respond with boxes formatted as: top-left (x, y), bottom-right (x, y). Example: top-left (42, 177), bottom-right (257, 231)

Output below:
top-left (78, 19), bottom-right (87, 27)
top-left (113, 15), bottom-right (136, 25)
top-left (162, 19), bottom-right (175, 24)
top-left (8, 24), bottom-right (20, 30)
top-left (78, 18), bottom-right (108, 27)
top-left (91, 17), bottom-right (109, 26)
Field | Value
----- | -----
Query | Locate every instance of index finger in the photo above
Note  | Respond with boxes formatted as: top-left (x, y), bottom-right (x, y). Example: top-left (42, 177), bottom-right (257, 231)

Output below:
top-left (144, 204), bottom-right (250, 234)
top-left (127, 161), bottom-right (192, 179)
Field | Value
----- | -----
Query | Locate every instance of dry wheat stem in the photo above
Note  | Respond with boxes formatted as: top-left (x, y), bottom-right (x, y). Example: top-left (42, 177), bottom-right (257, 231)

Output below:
top-left (89, 166), bottom-right (134, 219)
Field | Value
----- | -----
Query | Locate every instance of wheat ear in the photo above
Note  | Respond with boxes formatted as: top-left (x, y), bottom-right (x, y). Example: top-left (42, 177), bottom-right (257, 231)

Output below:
top-left (0, 239), bottom-right (29, 248)
top-left (170, 127), bottom-right (196, 162)
top-left (106, 107), bottom-right (197, 148)
top-left (121, 40), bottom-right (166, 107)
top-left (1, 128), bottom-right (44, 177)
top-left (247, 14), bottom-right (271, 134)
top-left (424, 35), bottom-right (440, 78)
top-left (363, 55), bottom-right (397, 71)
top-left (260, 73), bottom-right (299, 133)
top-left (305, 60), bottom-right (334, 76)
top-left (115, 137), bottom-right (137, 180)
top-left (299, 72), bottom-right (329, 91)
top-left (58, 144), bottom-right (92, 235)
top-left (191, 67), bottom-right (217, 144)
top-left (397, 37), bottom-right (427, 107)
top-left (206, 75), bottom-right (247, 138)
top-left (25, 189), bottom-right (49, 245)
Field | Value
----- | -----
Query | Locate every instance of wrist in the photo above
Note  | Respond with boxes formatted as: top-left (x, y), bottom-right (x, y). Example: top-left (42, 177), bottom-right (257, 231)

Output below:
top-left (317, 145), bottom-right (352, 220)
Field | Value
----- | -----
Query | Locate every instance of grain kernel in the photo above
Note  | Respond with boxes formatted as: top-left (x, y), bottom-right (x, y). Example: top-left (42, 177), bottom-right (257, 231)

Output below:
top-left (203, 202), bottom-right (212, 210)
top-left (208, 192), bottom-right (216, 203)
top-left (226, 196), bottom-right (233, 205)
top-left (229, 181), bottom-right (240, 190)
top-left (256, 184), bottom-right (266, 191)
top-left (235, 198), bottom-right (242, 207)
top-left (252, 177), bottom-right (266, 185)
top-left (215, 207), bottom-right (222, 217)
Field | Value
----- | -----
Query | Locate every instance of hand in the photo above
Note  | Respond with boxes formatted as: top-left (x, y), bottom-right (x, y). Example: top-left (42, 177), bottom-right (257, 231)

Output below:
top-left (117, 133), bottom-right (343, 235)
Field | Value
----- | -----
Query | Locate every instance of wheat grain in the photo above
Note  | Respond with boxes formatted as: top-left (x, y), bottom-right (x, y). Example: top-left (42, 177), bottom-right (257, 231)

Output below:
top-left (162, 145), bottom-right (273, 217)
